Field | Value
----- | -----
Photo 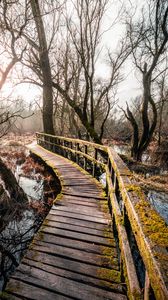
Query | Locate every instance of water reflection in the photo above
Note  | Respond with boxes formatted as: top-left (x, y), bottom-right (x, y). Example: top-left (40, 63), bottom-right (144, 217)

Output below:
top-left (148, 190), bottom-right (168, 225)
top-left (111, 144), bottom-right (129, 155)
top-left (0, 209), bottom-right (35, 290)
top-left (19, 176), bottom-right (43, 201)
top-left (0, 154), bottom-right (53, 290)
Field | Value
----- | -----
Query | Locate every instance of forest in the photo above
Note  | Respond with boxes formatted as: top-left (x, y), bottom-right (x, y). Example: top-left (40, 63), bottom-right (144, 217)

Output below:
top-left (0, 0), bottom-right (168, 299)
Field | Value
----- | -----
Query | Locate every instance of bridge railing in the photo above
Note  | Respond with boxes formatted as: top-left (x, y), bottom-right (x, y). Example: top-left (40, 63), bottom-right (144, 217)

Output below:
top-left (36, 132), bottom-right (168, 300)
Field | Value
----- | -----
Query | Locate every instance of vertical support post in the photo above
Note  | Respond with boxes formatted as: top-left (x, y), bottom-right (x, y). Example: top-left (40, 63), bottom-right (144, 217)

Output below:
top-left (76, 143), bottom-right (80, 164)
top-left (51, 137), bottom-right (54, 152)
top-left (92, 148), bottom-right (98, 177)
top-left (62, 140), bottom-right (65, 157)
top-left (48, 136), bottom-right (51, 151)
top-left (84, 145), bottom-right (87, 170)
top-left (58, 138), bottom-right (61, 155)
top-left (54, 137), bottom-right (58, 154)
top-left (44, 134), bottom-right (47, 149)
top-left (70, 141), bottom-right (73, 160)
top-left (36, 133), bottom-right (39, 145)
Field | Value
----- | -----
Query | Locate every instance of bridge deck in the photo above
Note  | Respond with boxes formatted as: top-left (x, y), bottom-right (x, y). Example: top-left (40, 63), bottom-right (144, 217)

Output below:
top-left (5, 145), bottom-right (127, 300)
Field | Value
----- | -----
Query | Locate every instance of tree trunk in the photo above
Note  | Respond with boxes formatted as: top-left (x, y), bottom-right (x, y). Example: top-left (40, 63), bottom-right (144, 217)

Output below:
top-left (52, 81), bottom-right (102, 144)
top-left (30, 0), bottom-right (54, 134)
top-left (0, 158), bottom-right (28, 204)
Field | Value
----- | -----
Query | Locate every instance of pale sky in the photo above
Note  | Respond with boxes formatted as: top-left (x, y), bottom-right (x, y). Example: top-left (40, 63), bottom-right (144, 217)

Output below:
top-left (0, 0), bottom-right (142, 108)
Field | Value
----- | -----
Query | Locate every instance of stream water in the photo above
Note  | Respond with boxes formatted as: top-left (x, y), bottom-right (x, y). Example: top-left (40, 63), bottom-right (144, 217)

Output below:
top-left (0, 209), bottom-right (35, 290)
top-left (0, 150), bottom-right (57, 291)
top-left (148, 190), bottom-right (168, 224)
top-left (15, 165), bottom-right (43, 201)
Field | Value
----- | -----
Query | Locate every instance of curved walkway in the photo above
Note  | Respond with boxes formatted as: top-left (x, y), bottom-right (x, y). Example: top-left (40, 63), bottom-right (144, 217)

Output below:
top-left (5, 144), bottom-right (127, 300)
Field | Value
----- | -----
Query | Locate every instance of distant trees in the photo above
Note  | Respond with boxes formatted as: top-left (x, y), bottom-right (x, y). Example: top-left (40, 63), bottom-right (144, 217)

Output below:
top-left (156, 71), bottom-right (168, 145)
top-left (125, 0), bottom-right (168, 161)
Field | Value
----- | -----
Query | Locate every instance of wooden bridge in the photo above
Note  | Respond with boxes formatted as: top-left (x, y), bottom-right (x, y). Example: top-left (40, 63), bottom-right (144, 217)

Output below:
top-left (4, 133), bottom-right (168, 300)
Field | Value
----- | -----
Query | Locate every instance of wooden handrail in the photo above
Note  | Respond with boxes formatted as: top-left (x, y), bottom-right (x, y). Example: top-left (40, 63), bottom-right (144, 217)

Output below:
top-left (36, 132), bottom-right (168, 300)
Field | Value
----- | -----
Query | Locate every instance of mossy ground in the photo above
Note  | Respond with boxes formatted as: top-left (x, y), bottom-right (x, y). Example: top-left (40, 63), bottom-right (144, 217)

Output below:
top-left (135, 199), bottom-right (168, 247)
top-left (97, 268), bottom-right (121, 283)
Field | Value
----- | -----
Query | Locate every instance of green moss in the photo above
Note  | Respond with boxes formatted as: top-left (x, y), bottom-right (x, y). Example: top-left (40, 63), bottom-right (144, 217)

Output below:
top-left (0, 292), bottom-right (13, 299)
top-left (101, 203), bottom-right (109, 214)
top-left (99, 280), bottom-right (126, 292)
top-left (101, 255), bottom-right (119, 268)
top-left (125, 184), bottom-right (145, 199)
top-left (43, 219), bottom-right (49, 226)
top-left (97, 268), bottom-right (121, 283)
top-left (121, 187), bottom-right (168, 299)
top-left (154, 252), bottom-right (168, 261)
top-left (123, 183), bottom-right (168, 247)
top-left (135, 200), bottom-right (168, 247)
top-left (53, 192), bottom-right (63, 204)
top-left (101, 246), bottom-right (116, 257)
top-left (36, 230), bottom-right (44, 242)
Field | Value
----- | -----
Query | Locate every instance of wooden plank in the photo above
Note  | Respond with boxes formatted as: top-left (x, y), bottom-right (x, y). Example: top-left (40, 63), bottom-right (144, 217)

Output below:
top-left (25, 249), bottom-right (121, 283)
top-left (22, 258), bottom-right (125, 293)
top-left (32, 239), bottom-right (118, 267)
top-left (60, 194), bottom-right (103, 203)
top-left (45, 214), bottom-right (108, 231)
top-left (49, 209), bottom-right (109, 224)
top-left (41, 226), bottom-right (116, 246)
top-left (10, 265), bottom-right (127, 300)
top-left (53, 204), bottom-right (105, 218)
top-left (60, 199), bottom-right (99, 207)
top-left (62, 191), bottom-right (106, 200)
top-left (7, 279), bottom-right (70, 300)
top-left (34, 232), bottom-right (114, 255)
top-left (43, 220), bottom-right (113, 237)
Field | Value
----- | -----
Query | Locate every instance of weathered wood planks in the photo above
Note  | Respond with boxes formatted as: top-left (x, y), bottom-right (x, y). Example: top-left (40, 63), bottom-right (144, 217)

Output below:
top-left (4, 144), bottom-right (127, 300)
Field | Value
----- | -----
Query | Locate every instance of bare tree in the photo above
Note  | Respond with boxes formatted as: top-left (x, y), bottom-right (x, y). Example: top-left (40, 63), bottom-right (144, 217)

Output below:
top-left (52, 0), bottom-right (131, 143)
top-left (125, 0), bottom-right (168, 160)
top-left (29, 0), bottom-right (55, 134)
top-left (156, 71), bottom-right (168, 145)
top-left (0, 0), bottom-right (32, 136)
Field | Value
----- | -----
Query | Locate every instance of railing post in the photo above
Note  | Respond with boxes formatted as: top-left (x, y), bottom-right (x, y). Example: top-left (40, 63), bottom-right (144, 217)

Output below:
top-left (84, 145), bottom-right (87, 170)
top-left (48, 136), bottom-right (51, 151)
top-left (76, 143), bottom-right (80, 164)
top-left (62, 140), bottom-right (65, 157)
top-left (36, 133), bottom-right (39, 145)
top-left (70, 141), bottom-right (73, 160)
top-left (92, 148), bottom-right (97, 177)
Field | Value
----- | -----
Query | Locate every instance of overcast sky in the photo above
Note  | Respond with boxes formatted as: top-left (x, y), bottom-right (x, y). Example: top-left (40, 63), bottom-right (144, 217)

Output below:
top-left (1, 0), bottom-right (142, 107)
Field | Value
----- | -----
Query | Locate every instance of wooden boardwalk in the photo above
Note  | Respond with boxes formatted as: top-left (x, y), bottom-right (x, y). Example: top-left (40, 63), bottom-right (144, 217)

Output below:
top-left (5, 144), bottom-right (127, 300)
